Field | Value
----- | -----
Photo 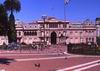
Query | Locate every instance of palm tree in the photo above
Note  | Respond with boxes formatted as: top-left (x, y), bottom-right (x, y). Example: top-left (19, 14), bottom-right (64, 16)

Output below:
top-left (4, 0), bottom-right (21, 43)
top-left (0, 4), bottom-right (8, 36)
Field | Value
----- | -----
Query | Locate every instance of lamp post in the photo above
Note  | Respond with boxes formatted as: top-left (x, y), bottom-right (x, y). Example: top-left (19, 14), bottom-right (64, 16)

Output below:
top-left (42, 15), bottom-right (47, 45)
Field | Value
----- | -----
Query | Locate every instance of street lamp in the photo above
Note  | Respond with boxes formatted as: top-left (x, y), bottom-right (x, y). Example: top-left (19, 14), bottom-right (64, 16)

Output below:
top-left (42, 15), bottom-right (47, 45)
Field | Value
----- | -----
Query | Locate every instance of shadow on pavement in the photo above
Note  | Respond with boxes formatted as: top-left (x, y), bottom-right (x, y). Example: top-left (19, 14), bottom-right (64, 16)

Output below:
top-left (0, 58), bottom-right (15, 65)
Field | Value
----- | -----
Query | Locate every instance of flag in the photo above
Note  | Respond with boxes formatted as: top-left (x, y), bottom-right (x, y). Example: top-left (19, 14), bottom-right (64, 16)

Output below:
top-left (65, 0), bottom-right (69, 5)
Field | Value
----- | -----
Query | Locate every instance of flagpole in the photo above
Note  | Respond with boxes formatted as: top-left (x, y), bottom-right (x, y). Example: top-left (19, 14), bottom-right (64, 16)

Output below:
top-left (64, 0), bottom-right (69, 23)
top-left (64, 0), bottom-right (67, 52)
top-left (64, 0), bottom-right (67, 24)
top-left (64, 0), bottom-right (69, 40)
top-left (64, 0), bottom-right (69, 53)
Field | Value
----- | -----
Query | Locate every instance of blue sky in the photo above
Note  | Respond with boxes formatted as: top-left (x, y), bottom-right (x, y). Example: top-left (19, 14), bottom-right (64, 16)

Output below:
top-left (0, 0), bottom-right (100, 22)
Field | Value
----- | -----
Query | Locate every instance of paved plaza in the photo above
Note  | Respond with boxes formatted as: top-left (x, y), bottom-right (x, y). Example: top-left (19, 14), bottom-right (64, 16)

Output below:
top-left (0, 45), bottom-right (100, 71)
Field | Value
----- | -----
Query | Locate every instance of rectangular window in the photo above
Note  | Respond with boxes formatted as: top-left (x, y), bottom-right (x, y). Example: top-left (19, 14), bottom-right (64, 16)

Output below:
top-left (40, 24), bottom-right (44, 28)
top-left (86, 38), bottom-right (88, 42)
top-left (46, 24), bottom-right (48, 28)
top-left (80, 31), bottom-right (82, 34)
top-left (92, 38), bottom-right (94, 42)
top-left (89, 38), bottom-right (91, 40)
top-left (29, 37), bottom-right (32, 39)
top-left (75, 31), bottom-right (77, 33)
top-left (19, 32), bottom-right (21, 35)
top-left (59, 24), bottom-right (61, 28)
top-left (24, 31), bottom-right (37, 36)
top-left (49, 24), bottom-right (58, 28)
top-left (63, 24), bottom-right (67, 28)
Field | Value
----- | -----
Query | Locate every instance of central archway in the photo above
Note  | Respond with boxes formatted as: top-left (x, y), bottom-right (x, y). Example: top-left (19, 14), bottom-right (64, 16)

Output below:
top-left (51, 32), bottom-right (57, 44)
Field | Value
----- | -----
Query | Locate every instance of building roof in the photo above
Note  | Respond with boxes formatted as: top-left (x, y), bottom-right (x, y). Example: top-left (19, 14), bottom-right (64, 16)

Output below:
top-left (37, 16), bottom-right (69, 24)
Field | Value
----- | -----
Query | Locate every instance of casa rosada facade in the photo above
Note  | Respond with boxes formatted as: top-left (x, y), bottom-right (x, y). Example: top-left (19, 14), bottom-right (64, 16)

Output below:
top-left (0, 17), bottom-right (98, 45)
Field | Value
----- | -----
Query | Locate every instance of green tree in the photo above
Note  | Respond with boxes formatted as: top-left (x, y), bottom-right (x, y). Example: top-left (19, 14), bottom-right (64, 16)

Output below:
top-left (4, 0), bottom-right (21, 43)
top-left (0, 4), bottom-right (8, 36)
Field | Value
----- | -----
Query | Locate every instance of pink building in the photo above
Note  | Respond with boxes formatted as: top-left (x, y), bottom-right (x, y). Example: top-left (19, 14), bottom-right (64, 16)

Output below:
top-left (0, 17), bottom-right (97, 45)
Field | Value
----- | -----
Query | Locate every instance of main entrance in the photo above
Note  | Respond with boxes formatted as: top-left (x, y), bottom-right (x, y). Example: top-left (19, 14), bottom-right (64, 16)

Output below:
top-left (51, 32), bottom-right (57, 44)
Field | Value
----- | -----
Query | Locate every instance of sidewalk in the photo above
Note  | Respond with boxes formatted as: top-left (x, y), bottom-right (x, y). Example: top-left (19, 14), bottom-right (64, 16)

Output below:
top-left (0, 45), bottom-right (68, 55)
